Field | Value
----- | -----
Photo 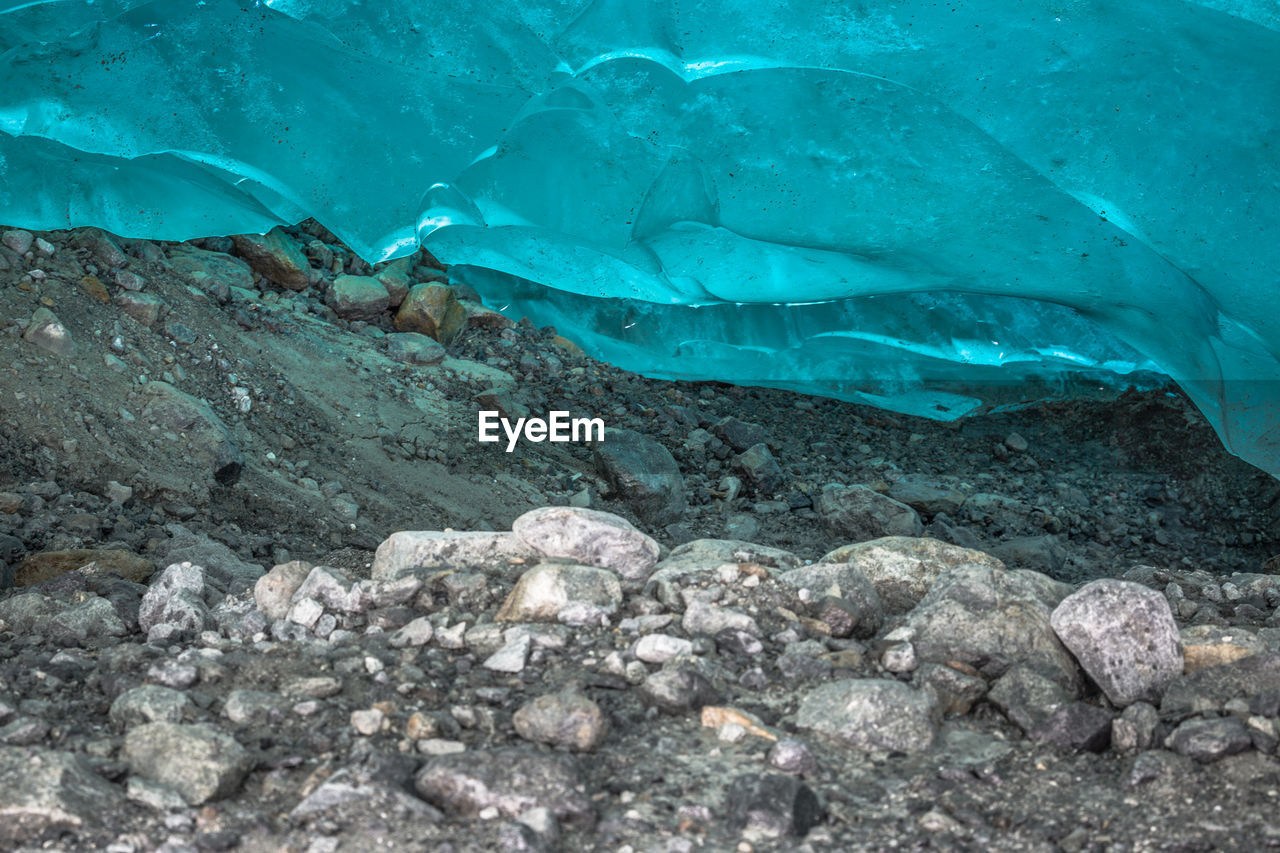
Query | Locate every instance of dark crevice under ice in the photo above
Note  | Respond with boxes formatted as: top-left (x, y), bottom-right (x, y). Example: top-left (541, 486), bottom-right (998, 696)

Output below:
top-left (1, 0), bottom-right (1277, 475)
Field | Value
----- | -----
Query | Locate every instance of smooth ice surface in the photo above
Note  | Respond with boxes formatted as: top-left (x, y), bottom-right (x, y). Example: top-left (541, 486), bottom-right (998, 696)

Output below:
top-left (2, 1), bottom-right (1278, 474)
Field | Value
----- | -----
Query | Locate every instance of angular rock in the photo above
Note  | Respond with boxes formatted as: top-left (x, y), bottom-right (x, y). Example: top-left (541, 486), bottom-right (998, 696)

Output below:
top-left (0, 593), bottom-right (61, 633)
top-left (292, 764), bottom-right (441, 822)
top-left (483, 634), bottom-right (531, 673)
top-left (232, 227), bottom-right (311, 290)
top-left (372, 530), bottom-right (535, 580)
top-left (123, 722), bottom-right (253, 805)
top-left (23, 307), bottom-right (75, 356)
top-left (253, 560), bottom-right (314, 621)
top-left (1161, 653), bottom-right (1280, 718)
top-left (649, 538), bottom-right (801, 584)
top-left (593, 428), bottom-right (686, 526)
top-left (796, 679), bottom-right (937, 753)
top-left (914, 662), bottom-right (987, 715)
top-left (1112, 702), bottom-right (1161, 752)
top-left (886, 474), bottom-right (967, 516)
top-left (1050, 579), bottom-right (1182, 707)
top-left (639, 667), bottom-right (723, 714)
top-left (987, 664), bottom-right (1071, 734)
top-left (634, 633), bottom-right (694, 663)
top-left (495, 563), bottom-right (622, 623)
top-left (817, 485), bottom-right (923, 541)
top-left (819, 536), bottom-right (1006, 613)
top-left (110, 685), bottom-right (192, 728)
top-left (1166, 716), bottom-right (1253, 763)
top-left (711, 417), bottom-right (771, 451)
top-left (414, 748), bottom-right (593, 826)
top-left (0, 745), bottom-right (124, 847)
top-left (166, 244), bottom-right (255, 290)
top-left (905, 563), bottom-right (1081, 692)
top-left (115, 291), bottom-right (168, 326)
top-left (394, 283), bottom-right (466, 343)
top-left (778, 563), bottom-right (882, 639)
top-left (1029, 702), bottom-right (1115, 753)
top-left (513, 507), bottom-right (660, 586)
top-left (47, 596), bottom-right (126, 645)
top-left (329, 273), bottom-right (391, 319)
top-left (734, 443), bottom-right (785, 495)
top-left (138, 561), bottom-right (209, 638)
top-left (513, 690), bottom-right (608, 752)
top-left (141, 381), bottom-right (243, 485)
top-left (725, 773), bottom-right (823, 838)
top-left (385, 331), bottom-right (446, 365)
top-left (389, 616), bottom-right (435, 648)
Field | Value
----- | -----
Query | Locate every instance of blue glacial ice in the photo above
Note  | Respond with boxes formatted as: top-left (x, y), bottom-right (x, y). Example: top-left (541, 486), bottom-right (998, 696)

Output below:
top-left (1, 0), bottom-right (1278, 474)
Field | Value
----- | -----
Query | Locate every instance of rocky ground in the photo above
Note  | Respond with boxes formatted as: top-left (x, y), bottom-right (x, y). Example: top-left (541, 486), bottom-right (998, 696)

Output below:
top-left (1, 221), bottom-right (1279, 852)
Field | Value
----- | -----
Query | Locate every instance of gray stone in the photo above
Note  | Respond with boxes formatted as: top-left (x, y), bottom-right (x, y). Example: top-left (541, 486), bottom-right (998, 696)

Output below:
top-left (1050, 579), bottom-right (1182, 707)
top-left (819, 536), bottom-right (1006, 614)
top-left (483, 634), bottom-right (531, 673)
top-left (593, 428), bottom-right (686, 526)
top-left (166, 244), bottom-right (255, 290)
top-left (0, 592), bottom-right (60, 632)
top-left (513, 506), bottom-right (660, 586)
top-left (47, 595), bottom-right (126, 645)
top-left (767, 739), bottom-right (819, 776)
top-left (817, 485), bottom-right (923, 541)
top-left (389, 616), bottom-right (435, 648)
top-left (2, 229), bottom-right (34, 254)
top-left (987, 664), bottom-right (1071, 734)
top-left (0, 717), bottom-right (49, 745)
top-left (649, 538), bottom-right (801, 585)
top-left (138, 561), bottom-right (209, 639)
top-left (1161, 654), bottom-right (1280, 718)
top-left (414, 748), bottom-right (593, 826)
top-left (1030, 701), bottom-right (1115, 753)
top-left (1166, 716), bottom-right (1253, 763)
top-left (385, 332), bottom-right (446, 365)
top-left (292, 765), bottom-right (441, 822)
top-left (23, 307), bottom-right (75, 356)
top-left (156, 526), bottom-right (265, 597)
top-left (634, 633), bottom-right (694, 663)
top-left (682, 599), bottom-right (760, 637)
top-left (109, 685), bottom-right (191, 727)
top-left (914, 663), bottom-right (988, 715)
top-left (115, 291), bottom-right (167, 326)
top-left (513, 690), bottom-right (608, 752)
top-left (495, 562), bottom-right (623, 623)
top-left (372, 530), bottom-right (535, 580)
top-left (639, 667), bottom-right (723, 714)
top-left (711, 417), bottom-right (771, 451)
top-left (778, 563), bottom-right (882, 638)
top-left (0, 745), bottom-right (123, 847)
top-left (123, 722), bottom-right (253, 805)
top-left (796, 678), bottom-right (938, 753)
top-left (905, 563), bottom-right (1081, 692)
top-left (990, 535), bottom-right (1067, 575)
top-left (1112, 702), bottom-right (1161, 752)
top-left (292, 565), bottom-right (356, 613)
top-left (734, 443), bottom-right (785, 495)
top-left (222, 690), bottom-right (284, 725)
top-left (887, 474), bottom-right (967, 516)
top-left (329, 274), bottom-right (390, 319)
top-left (141, 382), bottom-right (243, 485)
top-left (724, 773), bottom-right (823, 838)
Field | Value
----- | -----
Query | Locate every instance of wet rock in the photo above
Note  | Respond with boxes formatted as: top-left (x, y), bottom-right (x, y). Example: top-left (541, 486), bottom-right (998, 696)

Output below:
top-left (905, 564), bottom-right (1081, 692)
top-left (495, 562), bottom-right (622, 623)
top-left (141, 381), bottom-right (243, 485)
top-left (817, 485), bottom-right (923, 541)
top-left (23, 306), bottom-right (75, 356)
top-left (372, 530), bottom-right (534, 580)
top-left (1166, 716), bottom-right (1253, 763)
top-left (513, 689), bottom-right (608, 751)
top-left (795, 678), bottom-right (938, 753)
top-left (779, 563), bottom-right (882, 638)
top-left (232, 227), bottom-right (311, 290)
top-left (820, 536), bottom-right (1004, 614)
top-left (724, 773), bottom-right (823, 838)
top-left (123, 722), bottom-right (253, 805)
top-left (110, 685), bottom-right (192, 727)
top-left (639, 667), bottom-right (723, 714)
top-left (593, 428), bottom-right (687, 526)
top-left (138, 561), bottom-right (209, 640)
top-left (1050, 579), bottom-right (1182, 707)
top-left (1030, 702), bottom-right (1114, 753)
top-left (329, 273), bottom-right (390, 319)
top-left (513, 506), bottom-right (660, 586)
top-left (0, 745), bottom-right (124, 847)
top-left (385, 331), bottom-right (446, 365)
top-left (414, 748), bottom-right (593, 826)
top-left (395, 283), bottom-right (466, 343)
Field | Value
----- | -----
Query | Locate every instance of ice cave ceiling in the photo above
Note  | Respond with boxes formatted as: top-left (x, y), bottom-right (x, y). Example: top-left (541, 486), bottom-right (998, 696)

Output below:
top-left (1, 0), bottom-right (1278, 475)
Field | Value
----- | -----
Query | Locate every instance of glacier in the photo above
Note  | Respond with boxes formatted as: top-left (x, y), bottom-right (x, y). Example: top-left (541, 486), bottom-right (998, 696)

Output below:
top-left (1, 0), bottom-right (1278, 475)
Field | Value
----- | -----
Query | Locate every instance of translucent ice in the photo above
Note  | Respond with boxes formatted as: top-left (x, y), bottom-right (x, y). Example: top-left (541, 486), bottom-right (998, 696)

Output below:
top-left (1, 1), bottom-right (1277, 474)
